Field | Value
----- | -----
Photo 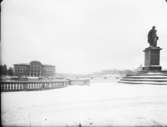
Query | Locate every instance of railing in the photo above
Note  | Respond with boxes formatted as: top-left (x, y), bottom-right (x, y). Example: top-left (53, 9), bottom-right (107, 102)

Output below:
top-left (69, 79), bottom-right (90, 85)
top-left (0, 79), bottom-right (90, 92)
top-left (0, 80), bottom-right (69, 92)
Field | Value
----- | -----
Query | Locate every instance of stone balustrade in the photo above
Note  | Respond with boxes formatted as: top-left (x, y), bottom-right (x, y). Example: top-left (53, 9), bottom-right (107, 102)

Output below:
top-left (0, 79), bottom-right (90, 92)
top-left (0, 80), bottom-right (69, 92)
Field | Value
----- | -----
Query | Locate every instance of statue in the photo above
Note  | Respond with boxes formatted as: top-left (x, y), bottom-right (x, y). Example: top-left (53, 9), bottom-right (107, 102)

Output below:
top-left (147, 26), bottom-right (159, 47)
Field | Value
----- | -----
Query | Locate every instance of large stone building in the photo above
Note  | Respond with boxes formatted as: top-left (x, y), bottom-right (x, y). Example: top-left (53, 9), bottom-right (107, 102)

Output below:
top-left (29, 61), bottom-right (43, 77)
top-left (42, 64), bottom-right (55, 76)
top-left (14, 64), bottom-right (30, 76)
top-left (14, 61), bottom-right (55, 77)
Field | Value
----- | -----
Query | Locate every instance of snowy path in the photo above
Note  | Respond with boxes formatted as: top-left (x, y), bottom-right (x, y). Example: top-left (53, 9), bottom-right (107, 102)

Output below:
top-left (2, 81), bottom-right (167, 126)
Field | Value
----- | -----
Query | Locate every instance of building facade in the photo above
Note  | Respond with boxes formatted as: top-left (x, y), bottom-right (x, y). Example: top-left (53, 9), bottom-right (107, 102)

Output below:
top-left (29, 61), bottom-right (42, 77)
top-left (14, 61), bottom-right (55, 77)
top-left (14, 64), bottom-right (29, 76)
top-left (42, 65), bottom-right (55, 77)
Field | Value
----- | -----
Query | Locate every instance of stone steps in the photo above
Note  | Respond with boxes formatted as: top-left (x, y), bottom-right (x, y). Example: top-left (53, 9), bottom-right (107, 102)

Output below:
top-left (119, 80), bottom-right (167, 85)
top-left (119, 72), bottom-right (167, 85)
top-left (123, 76), bottom-right (167, 79)
top-left (121, 78), bottom-right (167, 82)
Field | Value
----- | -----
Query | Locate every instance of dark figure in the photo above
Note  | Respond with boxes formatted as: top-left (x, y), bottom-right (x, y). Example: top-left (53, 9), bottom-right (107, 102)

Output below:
top-left (148, 26), bottom-right (159, 47)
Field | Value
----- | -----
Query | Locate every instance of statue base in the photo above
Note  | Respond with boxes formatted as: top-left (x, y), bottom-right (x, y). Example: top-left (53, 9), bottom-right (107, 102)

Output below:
top-left (143, 46), bottom-right (162, 72)
top-left (142, 65), bottom-right (162, 72)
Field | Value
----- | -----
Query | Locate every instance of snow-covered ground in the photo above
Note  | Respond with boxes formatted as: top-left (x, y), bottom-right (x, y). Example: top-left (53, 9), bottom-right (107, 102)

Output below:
top-left (1, 80), bottom-right (167, 126)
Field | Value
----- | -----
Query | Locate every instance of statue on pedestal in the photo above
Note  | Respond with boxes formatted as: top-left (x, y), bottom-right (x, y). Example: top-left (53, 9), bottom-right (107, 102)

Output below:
top-left (148, 26), bottom-right (159, 47)
top-left (143, 26), bottom-right (162, 71)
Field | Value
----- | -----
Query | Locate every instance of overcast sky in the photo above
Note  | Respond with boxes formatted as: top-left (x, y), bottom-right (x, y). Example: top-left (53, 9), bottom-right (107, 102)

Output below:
top-left (1, 0), bottom-right (167, 73)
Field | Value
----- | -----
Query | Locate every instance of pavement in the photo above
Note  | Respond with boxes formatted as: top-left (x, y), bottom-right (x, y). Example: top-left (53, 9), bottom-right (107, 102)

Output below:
top-left (1, 80), bottom-right (167, 126)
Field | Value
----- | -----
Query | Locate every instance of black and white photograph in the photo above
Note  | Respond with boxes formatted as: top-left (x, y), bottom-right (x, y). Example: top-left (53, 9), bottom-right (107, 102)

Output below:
top-left (1, 0), bottom-right (167, 126)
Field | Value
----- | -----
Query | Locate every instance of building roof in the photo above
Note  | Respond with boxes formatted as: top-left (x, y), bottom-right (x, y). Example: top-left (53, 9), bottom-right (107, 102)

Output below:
top-left (14, 64), bottom-right (29, 66)
top-left (30, 61), bottom-right (42, 65)
top-left (43, 64), bottom-right (55, 67)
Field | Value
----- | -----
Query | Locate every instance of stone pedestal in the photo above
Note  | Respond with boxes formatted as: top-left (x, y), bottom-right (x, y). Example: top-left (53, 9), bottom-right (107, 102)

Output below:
top-left (143, 46), bottom-right (162, 71)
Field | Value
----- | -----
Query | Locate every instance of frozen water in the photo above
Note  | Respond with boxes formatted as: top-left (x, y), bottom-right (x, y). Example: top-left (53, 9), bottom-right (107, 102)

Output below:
top-left (1, 81), bottom-right (167, 126)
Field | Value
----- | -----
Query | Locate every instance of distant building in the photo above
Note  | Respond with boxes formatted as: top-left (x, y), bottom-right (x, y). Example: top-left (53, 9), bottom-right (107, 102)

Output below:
top-left (29, 61), bottom-right (42, 77)
top-left (14, 64), bottom-right (29, 76)
top-left (42, 65), bottom-right (55, 77)
top-left (14, 61), bottom-right (55, 77)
